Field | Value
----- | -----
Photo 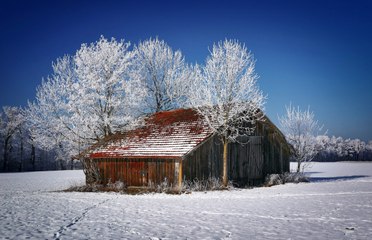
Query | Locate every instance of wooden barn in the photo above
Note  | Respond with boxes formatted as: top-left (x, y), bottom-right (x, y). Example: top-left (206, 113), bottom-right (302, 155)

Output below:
top-left (82, 108), bottom-right (290, 188)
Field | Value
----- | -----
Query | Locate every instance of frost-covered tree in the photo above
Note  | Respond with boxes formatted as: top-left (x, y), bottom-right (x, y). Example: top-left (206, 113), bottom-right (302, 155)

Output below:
top-left (75, 36), bottom-right (145, 138)
top-left (329, 136), bottom-right (345, 158)
top-left (131, 37), bottom-right (190, 113)
top-left (26, 59), bottom-right (74, 168)
top-left (311, 136), bottom-right (372, 162)
top-left (27, 36), bottom-right (145, 160)
top-left (22, 118), bottom-right (37, 171)
top-left (316, 135), bottom-right (329, 150)
top-left (188, 39), bottom-right (265, 186)
top-left (344, 138), bottom-right (365, 160)
top-left (0, 106), bottom-right (24, 171)
top-left (367, 141), bottom-right (372, 151)
top-left (279, 104), bottom-right (324, 172)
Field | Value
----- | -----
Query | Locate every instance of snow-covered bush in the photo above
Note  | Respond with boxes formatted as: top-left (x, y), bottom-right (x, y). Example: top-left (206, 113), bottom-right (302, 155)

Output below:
top-left (65, 177), bottom-right (126, 192)
top-left (155, 178), bottom-right (174, 193)
top-left (65, 183), bottom-right (104, 192)
top-left (145, 178), bottom-right (178, 194)
top-left (264, 172), bottom-right (309, 187)
top-left (181, 177), bottom-right (233, 192)
top-left (282, 172), bottom-right (309, 183)
top-left (147, 177), bottom-right (233, 194)
top-left (66, 180), bottom-right (127, 193)
top-left (106, 180), bottom-right (126, 192)
top-left (264, 174), bottom-right (283, 187)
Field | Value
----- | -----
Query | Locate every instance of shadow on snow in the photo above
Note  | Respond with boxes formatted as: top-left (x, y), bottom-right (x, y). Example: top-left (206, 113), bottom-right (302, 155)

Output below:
top-left (304, 172), bottom-right (323, 175)
top-left (308, 175), bottom-right (369, 182)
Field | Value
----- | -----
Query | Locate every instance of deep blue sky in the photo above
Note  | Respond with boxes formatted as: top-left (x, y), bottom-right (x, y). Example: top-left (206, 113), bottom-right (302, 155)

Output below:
top-left (0, 0), bottom-right (371, 141)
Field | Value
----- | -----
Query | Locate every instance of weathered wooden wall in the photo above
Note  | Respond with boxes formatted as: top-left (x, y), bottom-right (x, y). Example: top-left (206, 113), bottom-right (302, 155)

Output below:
top-left (228, 136), bottom-right (264, 186)
top-left (183, 135), bottom-right (223, 180)
top-left (260, 124), bottom-right (291, 176)
top-left (182, 120), bottom-right (290, 186)
top-left (94, 158), bottom-right (179, 186)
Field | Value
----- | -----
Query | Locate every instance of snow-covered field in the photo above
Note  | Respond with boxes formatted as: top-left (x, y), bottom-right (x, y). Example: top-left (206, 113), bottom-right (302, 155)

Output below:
top-left (1, 162), bottom-right (372, 240)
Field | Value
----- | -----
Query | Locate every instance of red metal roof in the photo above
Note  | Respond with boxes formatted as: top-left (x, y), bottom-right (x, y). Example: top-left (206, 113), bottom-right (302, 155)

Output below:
top-left (88, 108), bottom-right (213, 159)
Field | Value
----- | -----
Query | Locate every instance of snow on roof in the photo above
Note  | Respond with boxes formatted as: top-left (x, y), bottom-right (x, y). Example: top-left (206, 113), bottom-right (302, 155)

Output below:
top-left (88, 108), bottom-right (213, 159)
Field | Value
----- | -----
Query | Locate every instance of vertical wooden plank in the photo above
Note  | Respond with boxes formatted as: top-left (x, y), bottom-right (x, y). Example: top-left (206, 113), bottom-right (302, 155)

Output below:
top-left (156, 161), bottom-right (160, 184)
top-left (177, 160), bottom-right (182, 190)
top-left (111, 159), bottom-right (115, 183)
top-left (148, 161), bottom-right (152, 186)
top-left (170, 160), bottom-right (173, 184)
top-left (116, 159), bottom-right (119, 182)
top-left (132, 160), bottom-right (136, 186)
top-left (123, 159), bottom-right (127, 185)
top-left (182, 157), bottom-right (189, 180)
top-left (102, 159), bottom-right (105, 184)
top-left (104, 159), bottom-right (108, 184)
top-left (165, 161), bottom-right (169, 183)
top-left (119, 159), bottom-right (123, 182)
top-left (128, 159), bottom-right (132, 186)
top-left (163, 161), bottom-right (167, 183)
top-left (173, 160), bottom-right (176, 184)
top-left (137, 160), bottom-right (141, 186)
top-left (160, 160), bottom-right (163, 185)
top-left (152, 160), bottom-right (156, 185)
top-left (168, 160), bottom-right (171, 184)
top-left (135, 160), bottom-right (139, 186)
top-left (117, 159), bottom-right (121, 183)
top-left (142, 160), bottom-right (146, 186)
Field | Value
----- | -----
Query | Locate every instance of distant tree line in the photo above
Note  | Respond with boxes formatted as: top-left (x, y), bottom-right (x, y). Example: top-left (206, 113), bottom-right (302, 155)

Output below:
top-left (0, 106), bottom-right (80, 171)
top-left (278, 104), bottom-right (372, 173)
top-left (313, 136), bottom-right (372, 162)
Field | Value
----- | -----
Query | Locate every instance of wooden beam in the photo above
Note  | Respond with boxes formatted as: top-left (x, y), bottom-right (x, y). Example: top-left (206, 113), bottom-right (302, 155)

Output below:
top-left (177, 160), bottom-right (183, 191)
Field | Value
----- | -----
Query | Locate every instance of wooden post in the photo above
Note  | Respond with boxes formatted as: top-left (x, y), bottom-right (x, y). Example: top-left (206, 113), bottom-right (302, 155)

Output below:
top-left (177, 160), bottom-right (183, 191)
top-left (223, 139), bottom-right (228, 187)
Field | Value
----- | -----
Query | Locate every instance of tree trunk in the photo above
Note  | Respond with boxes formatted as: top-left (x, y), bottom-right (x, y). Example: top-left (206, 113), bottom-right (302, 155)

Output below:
top-left (222, 137), bottom-right (228, 187)
top-left (3, 143), bottom-right (7, 171)
top-left (31, 144), bottom-right (36, 171)
top-left (3, 136), bottom-right (10, 171)
top-left (19, 134), bottom-right (24, 172)
top-left (296, 159), bottom-right (301, 173)
top-left (59, 159), bottom-right (65, 170)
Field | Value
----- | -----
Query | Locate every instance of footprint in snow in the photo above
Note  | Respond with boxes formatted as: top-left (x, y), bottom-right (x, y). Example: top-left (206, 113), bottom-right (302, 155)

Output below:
top-left (222, 229), bottom-right (232, 239)
top-left (344, 227), bottom-right (355, 236)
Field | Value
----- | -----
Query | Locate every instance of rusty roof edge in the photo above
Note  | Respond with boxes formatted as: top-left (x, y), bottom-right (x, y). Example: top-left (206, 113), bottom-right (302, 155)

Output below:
top-left (89, 155), bottom-right (183, 160)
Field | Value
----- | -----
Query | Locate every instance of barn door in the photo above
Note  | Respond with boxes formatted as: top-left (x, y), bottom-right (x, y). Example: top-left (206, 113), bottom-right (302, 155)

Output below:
top-left (248, 136), bottom-right (263, 179)
top-left (128, 161), bottom-right (148, 186)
